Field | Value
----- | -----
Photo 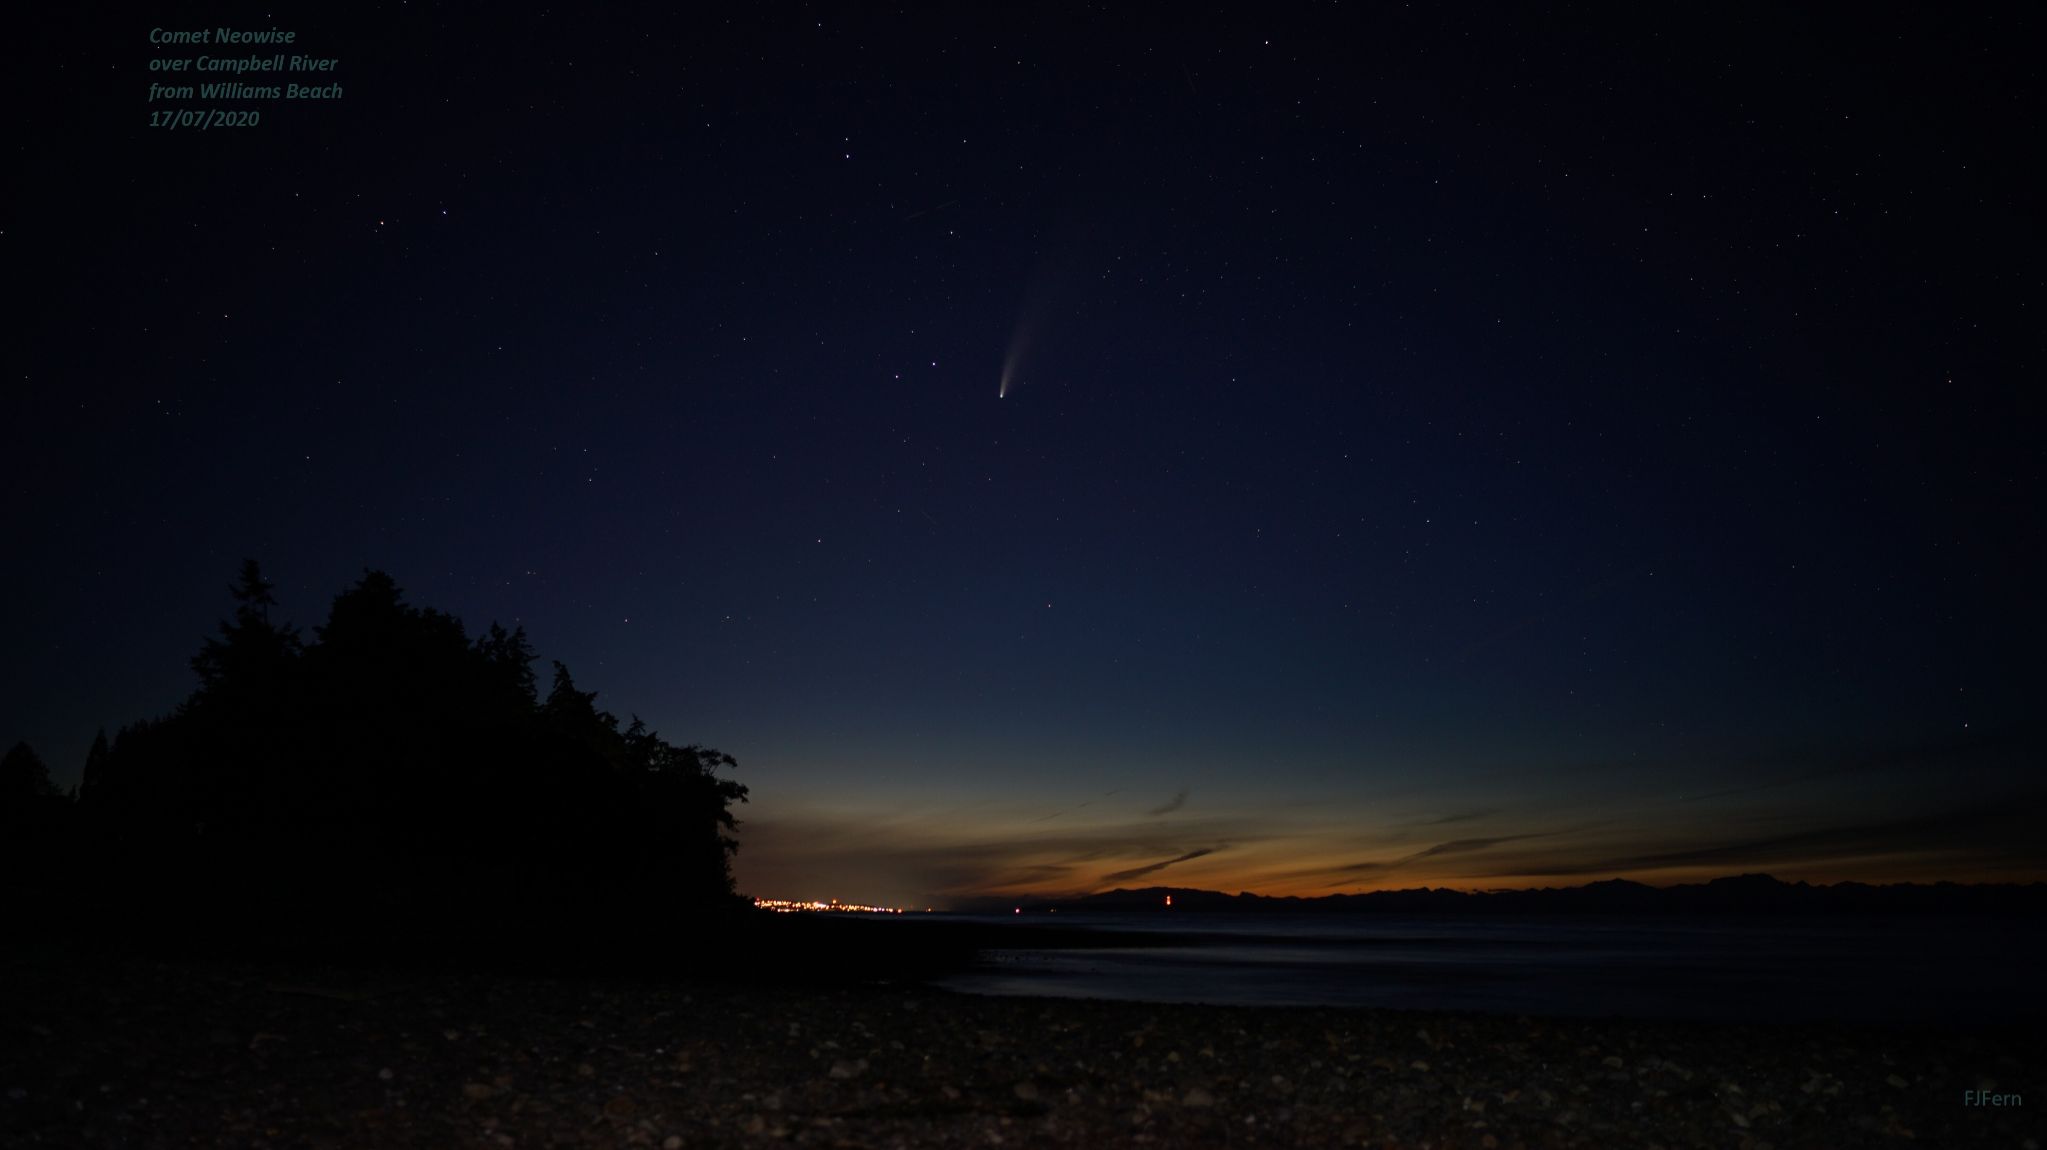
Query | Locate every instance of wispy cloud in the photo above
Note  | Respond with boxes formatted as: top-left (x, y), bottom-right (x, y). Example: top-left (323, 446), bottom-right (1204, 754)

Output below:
top-left (1101, 846), bottom-right (1220, 882)
top-left (1404, 833), bottom-right (1553, 861)
top-left (1029, 789), bottom-right (1123, 823)
top-left (1411, 808), bottom-right (1497, 826)
top-left (1491, 802), bottom-right (2047, 879)
top-left (1263, 832), bottom-right (1565, 887)
top-left (1147, 788), bottom-right (1190, 816)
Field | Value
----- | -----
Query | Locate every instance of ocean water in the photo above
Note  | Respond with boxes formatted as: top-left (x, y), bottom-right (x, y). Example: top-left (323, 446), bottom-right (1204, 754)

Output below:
top-left (933, 912), bottom-right (2047, 1025)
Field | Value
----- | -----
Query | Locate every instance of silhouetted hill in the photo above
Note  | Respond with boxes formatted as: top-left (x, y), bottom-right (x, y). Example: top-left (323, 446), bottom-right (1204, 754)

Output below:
top-left (963, 874), bottom-right (2047, 917)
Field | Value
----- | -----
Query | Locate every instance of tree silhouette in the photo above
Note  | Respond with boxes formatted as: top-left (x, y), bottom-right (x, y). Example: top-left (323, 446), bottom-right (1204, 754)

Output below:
top-left (66, 563), bottom-right (751, 962)
top-left (2, 742), bottom-right (75, 921)
top-left (190, 559), bottom-right (302, 697)
top-left (78, 729), bottom-right (109, 805)
top-left (1, 742), bottom-right (60, 802)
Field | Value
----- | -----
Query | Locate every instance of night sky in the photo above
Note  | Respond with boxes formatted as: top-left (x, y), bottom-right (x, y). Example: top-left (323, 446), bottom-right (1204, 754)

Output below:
top-left (8, 4), bottom-right (2042, 907)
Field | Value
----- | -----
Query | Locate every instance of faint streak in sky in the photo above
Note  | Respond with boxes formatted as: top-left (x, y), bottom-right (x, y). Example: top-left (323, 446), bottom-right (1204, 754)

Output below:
top-left (1101, 846), bottom-right (1218, 883)
top-left (1146, 788), bottom-right (1190, 816)
top-left (1030, 788), bottom-right (1124, 824)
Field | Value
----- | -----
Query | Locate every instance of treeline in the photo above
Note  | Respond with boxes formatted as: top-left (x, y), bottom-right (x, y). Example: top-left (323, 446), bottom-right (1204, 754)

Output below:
top-left (1, 561), bottom-right (749, 967)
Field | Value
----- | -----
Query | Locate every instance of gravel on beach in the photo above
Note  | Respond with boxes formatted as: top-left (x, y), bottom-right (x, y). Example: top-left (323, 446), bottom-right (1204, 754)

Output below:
top-left (2, 948), bottom-right (2038, 1150)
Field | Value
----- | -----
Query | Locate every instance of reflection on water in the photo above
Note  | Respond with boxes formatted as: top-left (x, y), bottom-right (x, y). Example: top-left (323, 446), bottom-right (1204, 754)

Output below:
top-left (935, 913), bottom-right (2046, 1024)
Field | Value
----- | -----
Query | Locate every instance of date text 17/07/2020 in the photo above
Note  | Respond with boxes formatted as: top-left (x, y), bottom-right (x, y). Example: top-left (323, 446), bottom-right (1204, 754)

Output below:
top-left (149, 109), bottom-right (263, 131)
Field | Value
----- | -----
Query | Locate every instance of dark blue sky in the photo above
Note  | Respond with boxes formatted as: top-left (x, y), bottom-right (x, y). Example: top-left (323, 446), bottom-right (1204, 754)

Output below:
top-left (7, 4), bottom-right (2041, 905)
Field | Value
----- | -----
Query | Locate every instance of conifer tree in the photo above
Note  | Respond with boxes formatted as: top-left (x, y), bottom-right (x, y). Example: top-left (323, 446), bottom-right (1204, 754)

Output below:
top-left (0, 741), bottom-right (59, 801)
top-left (78, 729), bottom-right (109, 805)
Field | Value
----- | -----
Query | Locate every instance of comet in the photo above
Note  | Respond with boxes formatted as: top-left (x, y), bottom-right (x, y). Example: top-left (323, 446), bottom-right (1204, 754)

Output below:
top-left (998, 316), bottom-right (1031, 398)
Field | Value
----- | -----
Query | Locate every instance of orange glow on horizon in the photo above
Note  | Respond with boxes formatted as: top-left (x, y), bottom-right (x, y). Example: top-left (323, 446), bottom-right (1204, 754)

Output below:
top-left (735, 807), bottom-right (2047, 910)
top-left (933, 857), bottom-right (2045, 905)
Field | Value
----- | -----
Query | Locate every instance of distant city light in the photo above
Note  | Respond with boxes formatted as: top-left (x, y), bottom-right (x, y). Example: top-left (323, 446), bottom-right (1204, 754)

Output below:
top-left (753, 897), bottom-right (905, 914)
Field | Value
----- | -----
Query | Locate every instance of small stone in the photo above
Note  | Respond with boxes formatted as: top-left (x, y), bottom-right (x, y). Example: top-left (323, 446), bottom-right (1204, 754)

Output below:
top-left (1410, 1060), bottom-right (1430, 1072)
top-left (663, 1138), bottom-right (682, 1150)
top-left (576, 1063), bottom-right (596, 1078)
top-left (1602, 1056), bottom-right (1624, 1069)
top-left (603, 1095), bottom-right (636, 1119)
top-left (1181, 1088), bottom-right (1214, 1108)
top-left (942, 1085), bottom-right (961, 1100)
top-left (377, 1068), bottom-right (393, 1081)
top-left (741, 1115), bottom-right (765, 1134)
top-left (828, 1059), bottom-right (867, 1079)
top-left (1013, 1082), bottom-right (1039, 1101)
top-left (1885, 1074), bottom-right (1908, 1089)
top-left (462, 1083), bottom-right (494, 1100)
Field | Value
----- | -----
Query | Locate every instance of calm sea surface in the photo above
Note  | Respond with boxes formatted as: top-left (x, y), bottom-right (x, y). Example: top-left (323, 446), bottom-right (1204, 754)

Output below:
top-left (931, 912), bottom-right (2046, 1024)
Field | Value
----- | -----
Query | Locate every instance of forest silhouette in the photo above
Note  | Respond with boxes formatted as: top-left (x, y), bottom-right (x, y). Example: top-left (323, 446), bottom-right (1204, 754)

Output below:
top-left (3, 562), bottom-right (755, 970)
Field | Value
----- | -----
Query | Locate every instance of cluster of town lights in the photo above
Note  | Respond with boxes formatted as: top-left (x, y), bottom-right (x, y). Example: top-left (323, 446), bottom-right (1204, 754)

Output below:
top-left (754, 897), bottom-right (907, 914)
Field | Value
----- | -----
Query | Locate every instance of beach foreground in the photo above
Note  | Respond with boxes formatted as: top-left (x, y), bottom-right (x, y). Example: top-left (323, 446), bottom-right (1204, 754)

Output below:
top-left (2, 947), bottom-right (2037, 1150)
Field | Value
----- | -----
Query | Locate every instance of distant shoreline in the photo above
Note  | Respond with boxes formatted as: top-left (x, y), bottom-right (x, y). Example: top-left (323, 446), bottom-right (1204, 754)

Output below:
top-left (943, 873), bottom-right (2047, 917)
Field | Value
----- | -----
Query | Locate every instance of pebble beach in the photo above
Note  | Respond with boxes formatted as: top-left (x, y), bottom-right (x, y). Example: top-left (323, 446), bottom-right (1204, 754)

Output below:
top-left (3, 944), bottom-right (2038, 1150)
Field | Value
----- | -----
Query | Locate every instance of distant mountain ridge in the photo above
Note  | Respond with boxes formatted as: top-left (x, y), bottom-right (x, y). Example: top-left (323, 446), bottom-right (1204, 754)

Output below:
top-left (959, 874), bottom-right (2047, 916)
